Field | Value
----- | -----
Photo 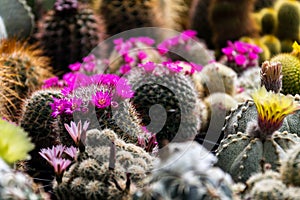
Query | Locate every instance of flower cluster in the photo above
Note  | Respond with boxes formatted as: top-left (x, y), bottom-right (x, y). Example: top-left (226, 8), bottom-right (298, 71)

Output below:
top-left (50, 73), bottom-right (134, 117)
top-left (39, 144), bottom-right (78, 183)
top-left (222, 41), bottom-right (262, 71)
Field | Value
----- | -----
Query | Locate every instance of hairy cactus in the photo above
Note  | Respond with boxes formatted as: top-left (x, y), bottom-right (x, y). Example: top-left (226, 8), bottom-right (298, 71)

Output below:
top-left (53, 129), bottom-right (155, 200)
top-left (0, 0), bottom-right (34, 39)
top-left (247, 179), bottom-right (286, 200)
top-left (217, 87), bottom-right (300, 183)
top-left (133, 141), bottom-right (234, 200)
top-left (19, 89), bottom-right (62, 192)
top-left (208, 0), bottom-right (259, 52)
top-left (94, 0), bottom-right (163, 38)
top-left (35, 0), bottom-right (105, 76)
top-left (0, 38), bottom-right (53, 122)
top-left (283, 187), bottom-right (300, 200)
top-left (280, 144), bottom-right (300, 186)
top-left (125, 62), bottom-right (201, 148)
top-left (275, 0), bottom-right (300, 42)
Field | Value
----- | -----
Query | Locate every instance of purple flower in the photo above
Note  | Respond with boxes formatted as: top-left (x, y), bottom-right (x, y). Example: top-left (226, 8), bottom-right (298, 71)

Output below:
top-left (116, 78), bottom-right (134, 99)
top-left (42, 76), bottom-right (59, 89)
top-left (64, 146), bottom-right (78, 159)
top-left (234, 41), bottom-right (247, 54)
top-left (119, 64), bottom-right (131, 74)
top-left (235, 54), bottom-right (247, 66)
top-left (64, 120), bottom-right (90, 146)
top-left (65, 98), bottom-right (82, 114)
top-left (68, 62), bottom-right (81, 71)
top-left (157, 43), bottom-right (168, 55)
top-left (100, 74), bottom-right (120, 86)
top-left (137, 37), bottom-right (155, 45)
top-left (92, 91), bottom-right (112, 108)
top-left (82, 54), bottom-right (96, 63)
top-left (123, 53), bottom-right (134, 64)
top-left (82, 61), bottom-right (96, 72)
top-left (163, 61), bottom-right (183, 73)
top-left (50, 98), bottom-right (70, 117)
top-left (221, 47), bottom-right (234, 56)
top-left (39, 145), bottom-right (66, 164)
top-left (137, 51), bottom-right (147, 60)
top-left (180, 30), bottom-right (197, 41)
top-left (138, 61), bottom-right (156, 72)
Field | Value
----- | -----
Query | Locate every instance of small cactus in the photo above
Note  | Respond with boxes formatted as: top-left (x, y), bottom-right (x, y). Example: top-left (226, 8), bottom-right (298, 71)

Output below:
top-left (247, 179), bottom-right (286, 200)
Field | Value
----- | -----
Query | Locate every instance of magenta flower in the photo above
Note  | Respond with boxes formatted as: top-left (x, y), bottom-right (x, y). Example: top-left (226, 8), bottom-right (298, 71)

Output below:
top-left (92, 91), bottom-right (112, 108)
top-left (234, 41), bottom-right (247, 54)
top-left (50, 98), bottom-right (71, 117)
top-left (163, 61), bottom-right (183, 73)
top-left (68, 62), bottom-right (81, 71)
top-left (65, 98), bottom-right (82, 114)
top-left (119, 64), bottom-right (131, 74)
top-left (82, 54), bottom-right (96, 63)
top-left (64, 146), bottom-right (78, 159)
top-left (116, 78), bottom-right (134, 99)
top-left (42, 76), bottom-right (59, 89)
top-left (181, 30), bottom-right (197, 41)
top-left (123, 53), bottom-right (134, 64)
top-left (82, 61), bottom-right (96, 72)
top-left (137, 51), bottom-right (147, 60)
top-left (221, 47), bottom-right (234, 56)
top-left (100, 74), bottom-right (120, 86)
top-left (64, 120), bottom-right (90, 146)
top-left (235, 54), bottom-right (247, 66)
top-left (138, 61), bottom-right (156, 72)
top-left (137, 37), bottom-right (155, 46)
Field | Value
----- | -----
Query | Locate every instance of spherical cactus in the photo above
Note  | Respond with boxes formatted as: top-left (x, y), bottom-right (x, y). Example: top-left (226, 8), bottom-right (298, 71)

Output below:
top-left (94, 0), bottom-right (164, 38)
top-left (208, 0), bottom-right (259, 51)
top-left (236, 66), bottom-right (261, 99)
top-left (125, 62), bottom-right (201, 148)
top-left (0, 0), bottom-right (34, 39)
top-left (0, 38), bottom-right (53, 122)
top-left (247, 179), bottom-right (286, 200)
top-left (217, 87), bottom-right (300, 183)
top-left (283, 187), bottom-right (300, 200)
top-left (269, 53), bottom-right (300, 95)
top-left (194, 62), bottom-right (238, 97)
top-left (19, 89), bottom-right (62, 191)
top-left (35, 0), bottom-right (106, 76)
top-left (280, 144), bottom-right (300, 186)
top-left (258, 8), bottom-right (277, 35)
top-left (245, 170), bottom-right (282, 192)
top-left (133, 141), bottom-right (234, 200)
top-left (275, 0), bottom-right (300, 42)
top-left (260, 35), bottom-right (281, 56)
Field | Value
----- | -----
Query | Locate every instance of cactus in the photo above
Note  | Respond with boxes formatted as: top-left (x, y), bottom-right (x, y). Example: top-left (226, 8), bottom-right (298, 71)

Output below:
top-left (254, 0), bottom-right (275, 12)
top-left (94, 0), bottom-right (164, 38)
top-left (19, 89), bottom-right (62, 192)
top-left (217, 87), bottom-right (300, 183)
top-left (189, 0), bottom-right (214, 49)
top-left (53, 129), bottom-right (155, 200)
top-left (125, 62), bottom-right (201, 148)
top-left (133, 141), bottom-right (234, 200)
top-left (35, 0), bottom-right (106, 76)
top-left (0, 0), bottom-right (34, 39)
top-left (247, 179), bottom-right (286, 200)
top-left (246, 170), bottom-right (282, 191)
top-left (0, 38), bottom-right (53, 122)
top-left (258, 8), bottom-right (277, 35)
top-left (280, 144), bottom-right (300, 186)
top-left (208, 0), bottom-right (259, 52)
top-left (260, 35), bottom-right (281, 56)
top-left (194, 62), bottom-right (238, 97)
top-left (281, 39), bottom-right (294, 52)
top-left (275, 0), bottom-right (300, 42)
top-left (283, 187), bottom-right (300, 200)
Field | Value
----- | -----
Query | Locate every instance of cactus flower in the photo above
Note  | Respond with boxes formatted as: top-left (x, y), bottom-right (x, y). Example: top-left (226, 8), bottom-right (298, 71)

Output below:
top-left (251, 87), bottom-right (300, 137)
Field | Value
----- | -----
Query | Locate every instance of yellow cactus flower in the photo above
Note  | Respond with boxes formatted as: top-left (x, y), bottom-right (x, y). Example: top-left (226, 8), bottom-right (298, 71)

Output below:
top-left (291, 41), bottom-right (300, 58)
top-left (251, 86), bottom-right (300, 136)
top-left (0, 119), bottom-right (34, 164)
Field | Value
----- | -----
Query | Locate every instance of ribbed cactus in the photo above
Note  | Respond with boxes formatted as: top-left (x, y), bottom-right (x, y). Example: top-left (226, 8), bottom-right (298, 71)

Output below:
top-left (0, 38), bottom-right (53, 122)
top-left (125, 62), bottom-right (201, 148)
top-left (19, 89), bottom-right (62, 192)
top-left (0, 0), bottom-right (34, 39)
top-left (35, 0), bottom-right (105, 76)
top-left (280, 144), bottom-right (300, 186)
top-left (94, 0), bottom-right (163, 38)
top-left (217, 87), bottom-right (300, 183)
top-left (133, 141), bottom-right (234, 200)
top-left (275, 0), bottom-right (300, 42)
top-left (53, 129), bottom-right (155, 200)
top-left (208, 0), bottom-right (259, 52)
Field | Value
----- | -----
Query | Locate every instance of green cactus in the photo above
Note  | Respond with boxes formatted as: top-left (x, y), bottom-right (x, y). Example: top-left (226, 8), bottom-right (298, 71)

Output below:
top-left (0, 0), bottom-right (34, 39)
top-left (126, 63), bottom-right (201, 148)
top-left (275, 0), bottom-right (300, 42)
top-left (270, 53), bottom-right (300, 95)
top-left (247, 179), bottom-right (286, 200)
top-left (260, 35), bottom-right (281, 56)
top-left (133, 141), bottom-right (234, 200)
top-left (0, 38), bottom-right (53, 122)
top-left (53, 129), bottom-right (155, 200)
top-left (217, 87), bottom-right (300, 183)
top-left (208, 0), bottom-right (259, 51)
top-left (34, 0), bottom-right (106, 76)
top-left (281, 39), bottom-right (294, 52)
top-left (280, 144), bottom-right (300, 186)
top-left (254, 0), bottom-right (275, 12)
top-left (259, 8), bottom-right (277, 35)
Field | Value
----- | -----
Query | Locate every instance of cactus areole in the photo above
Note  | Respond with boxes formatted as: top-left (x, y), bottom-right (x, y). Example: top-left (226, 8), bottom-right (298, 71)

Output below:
top-left (216, 87), bottom-right (300, 183)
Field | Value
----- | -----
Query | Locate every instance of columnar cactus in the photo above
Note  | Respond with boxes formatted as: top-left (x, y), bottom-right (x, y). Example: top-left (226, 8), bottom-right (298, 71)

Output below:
top-left (217, 87), bottom-right (300, 183)
top-left (0, 38), bottom-right (53, 122)
top-left (35, 0), bottom-right (105, 76)
top-left (258, 8), bottom-right (277, 35)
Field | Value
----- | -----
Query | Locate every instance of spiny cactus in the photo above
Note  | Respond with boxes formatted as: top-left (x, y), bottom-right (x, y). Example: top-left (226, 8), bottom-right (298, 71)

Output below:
top-left (275, 0), bottom-right (300, 42)
top-left (0, 0), bottom-right (34, 39)
top-left (280, 144), bottom-right (300, 186)
top-left (125, 62), bottom-right (201, 148)
top-left (283, 187), bottom-right (300, 200)
top-left (94, 0), bottom-right (164, 38)
top-left (217, 87), bottom-right (300, 183)
top-left (35, 0), bottom-right (106, 76)
top-left (133, 141), bottom-right (234, 200)
top-left (247, 179), bottom-right (286, 200)
top-left (208, 0), bottom-right (259, 53)
top-left (53, 129), bottom-right (155, 200)
top-left (0, 38), bottom-right (53, 122)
